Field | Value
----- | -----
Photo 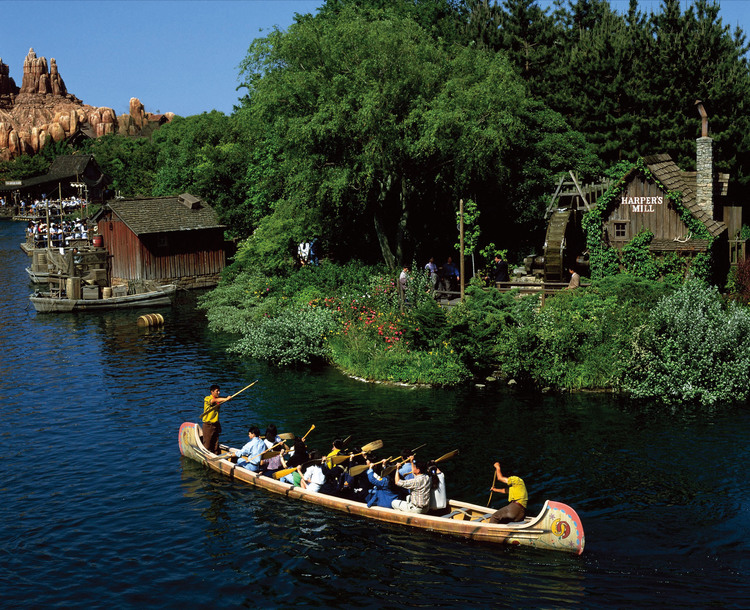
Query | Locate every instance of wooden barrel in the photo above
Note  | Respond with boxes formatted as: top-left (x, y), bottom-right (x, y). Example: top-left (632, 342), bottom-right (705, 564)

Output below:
top-left (102, 287), bottom-right (112, 299)
top-left (137, 313), bottom-right (165, 327)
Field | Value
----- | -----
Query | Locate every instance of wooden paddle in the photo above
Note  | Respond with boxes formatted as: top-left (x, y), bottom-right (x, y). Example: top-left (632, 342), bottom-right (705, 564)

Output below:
top-left (434, 449), bottom-right (459, 464)
top-left (387, 443), bottom-right (427, 462)
top-left (487, 472), bottom-right (497, 507)
top-left (328, 439), bottom-right (384, 465)
top-left (348, 464), bottom-right (371, 477)
top-left (349, 456), bottom-right (392, 477)
top-left (384, 448), bottom-right (458, 476)
top-left (270, 425), bottom-right (316, 480)
top-left (211, 438), bottom-right (286, 463)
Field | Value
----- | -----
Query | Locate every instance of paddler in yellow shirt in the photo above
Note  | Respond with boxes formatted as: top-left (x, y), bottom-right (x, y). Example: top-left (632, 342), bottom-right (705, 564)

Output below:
top-left (488, 461), bottom-right (528, 524)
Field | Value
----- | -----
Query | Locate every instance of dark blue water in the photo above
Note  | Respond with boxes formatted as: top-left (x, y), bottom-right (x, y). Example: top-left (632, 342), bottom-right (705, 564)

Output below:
top-left (1, 219), bottom-right (748, 607)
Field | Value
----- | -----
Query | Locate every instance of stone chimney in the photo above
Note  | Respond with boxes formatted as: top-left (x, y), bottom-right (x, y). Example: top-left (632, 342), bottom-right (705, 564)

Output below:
top-left (695, 100), bottom-right (713, 219)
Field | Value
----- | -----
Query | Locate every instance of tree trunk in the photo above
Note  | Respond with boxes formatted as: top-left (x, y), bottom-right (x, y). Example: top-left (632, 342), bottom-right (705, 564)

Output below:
top-left (374, 211), bottom-right (396, 271)
top-left (373, 174), bottom-right (410, 271)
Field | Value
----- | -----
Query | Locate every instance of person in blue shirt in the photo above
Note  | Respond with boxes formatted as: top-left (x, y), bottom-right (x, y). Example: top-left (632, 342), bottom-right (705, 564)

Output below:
top-left (365, 458), bottom-right (400, 508)
top-left (233, 426), bottom-right (266, 472)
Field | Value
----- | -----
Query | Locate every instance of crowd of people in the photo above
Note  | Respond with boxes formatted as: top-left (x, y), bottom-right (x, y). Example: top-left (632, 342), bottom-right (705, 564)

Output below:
top-left (202, 383), bottom-right (526, 523)
top-left (26, 218), bottom-right (89, 247)
top-left (3, 196), bottom-right (88, 215)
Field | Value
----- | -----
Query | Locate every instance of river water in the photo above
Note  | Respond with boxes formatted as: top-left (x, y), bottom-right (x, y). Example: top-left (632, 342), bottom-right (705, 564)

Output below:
top-left (1, 219), bottom-right (748, 608)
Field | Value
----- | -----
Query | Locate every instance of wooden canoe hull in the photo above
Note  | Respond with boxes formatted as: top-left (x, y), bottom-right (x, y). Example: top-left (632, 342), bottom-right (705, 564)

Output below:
top-left (30, 285), bottom-right (176, 312)
top-left (179, 422), bottom-right (585, 554)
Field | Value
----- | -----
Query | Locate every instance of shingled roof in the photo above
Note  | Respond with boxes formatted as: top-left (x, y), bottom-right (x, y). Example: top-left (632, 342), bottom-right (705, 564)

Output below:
top-left (641, 153), bottom-right (726, 238)
top-left (12, 154), bottom-right (108, 189)
top-left (102, 194), bottom-right (225, 235)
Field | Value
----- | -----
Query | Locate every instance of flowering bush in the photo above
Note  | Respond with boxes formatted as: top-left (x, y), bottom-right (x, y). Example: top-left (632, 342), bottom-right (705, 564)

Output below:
top-left (624, 280), bottom-right (750, 406)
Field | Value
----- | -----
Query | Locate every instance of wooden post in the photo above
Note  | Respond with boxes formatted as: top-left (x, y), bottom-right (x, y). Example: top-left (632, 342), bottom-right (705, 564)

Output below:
top-left (459, 198), bottom-right (465, 302)
top-left (58, 182), bottom-right (64, 246)
top-left (45, 198), bottom-right (50, 249)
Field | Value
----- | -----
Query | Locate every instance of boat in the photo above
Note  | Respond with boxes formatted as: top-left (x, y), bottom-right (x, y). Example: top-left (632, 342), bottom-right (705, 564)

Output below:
top-left (25, 266), bottom-right (51, 284)
top-left (30, 284), bottom-right (176, 312)
top-left (178, 422), bottom-right (585, 554)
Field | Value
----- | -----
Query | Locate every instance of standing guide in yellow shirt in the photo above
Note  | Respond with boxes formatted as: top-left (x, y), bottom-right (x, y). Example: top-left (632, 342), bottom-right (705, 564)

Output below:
top-left (488, 461), bottom-right (528, 524)
top-left (201, 380), bottom-right (258, 453)
top-left (202, 384), bottom-right (232, 454)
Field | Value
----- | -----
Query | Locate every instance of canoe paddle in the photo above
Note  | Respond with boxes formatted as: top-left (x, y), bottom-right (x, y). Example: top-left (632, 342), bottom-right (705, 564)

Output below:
top-left (384, 448), bottom-right (458, 476)
top-left (387, 443), bottom-right (427, 462)
top-left (211, 438), bottom-right (287, 463)
top-left (270, 424), bottom-right (316, 480)
top-left (328, 439), bottom-right (384, 465)
top-left (434, 449), bottom-right (459, 464)
top-left (347, 464), bottom-right (371, 477)
top-left (487, 472), bottom-right (497, 507)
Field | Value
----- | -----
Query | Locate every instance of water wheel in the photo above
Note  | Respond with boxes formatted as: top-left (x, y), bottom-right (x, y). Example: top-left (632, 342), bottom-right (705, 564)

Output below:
top-left (544, 209), bottom-right (582, 282)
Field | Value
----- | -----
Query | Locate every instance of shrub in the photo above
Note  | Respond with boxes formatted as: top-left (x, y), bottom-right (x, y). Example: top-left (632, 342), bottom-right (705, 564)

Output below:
top-left (228, 306), bottom-right (336, 366)
top-left (328, 339), bottom-right (471, 386)
top-left (727, 257), bottom-right (750, 304)
top-left (624, 280), bottom-right (750, 406)
top-left (198, 271), bottom-right (282, 333)
top-left (497, 275), bottom-right (672, 390)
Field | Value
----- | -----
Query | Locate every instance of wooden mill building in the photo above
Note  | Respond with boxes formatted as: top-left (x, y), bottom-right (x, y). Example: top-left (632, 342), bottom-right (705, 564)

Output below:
top-left (600, 152), bottom-right (729, 257)
top-left (92, 193), bottom-right (227, 289)
top-left (544, 105), bottom-right (744, 281)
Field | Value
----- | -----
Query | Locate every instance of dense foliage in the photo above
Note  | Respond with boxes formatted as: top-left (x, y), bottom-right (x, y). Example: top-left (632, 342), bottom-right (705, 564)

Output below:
top-left (4, 0), bottom-right (750, 407)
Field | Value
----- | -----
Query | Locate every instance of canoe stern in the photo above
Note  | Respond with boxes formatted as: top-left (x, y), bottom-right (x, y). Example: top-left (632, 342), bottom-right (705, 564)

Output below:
top-left (532, 500), bottom-right (585, 555)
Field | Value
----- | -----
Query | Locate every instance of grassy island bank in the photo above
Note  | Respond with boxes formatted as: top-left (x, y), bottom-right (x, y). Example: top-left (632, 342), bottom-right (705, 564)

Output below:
top-left (199, 262), bottom-right (750, 408)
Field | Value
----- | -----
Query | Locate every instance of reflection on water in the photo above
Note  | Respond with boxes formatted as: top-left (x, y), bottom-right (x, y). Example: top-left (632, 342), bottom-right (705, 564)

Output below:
top-left (1, 219), bottom-right (748, 606)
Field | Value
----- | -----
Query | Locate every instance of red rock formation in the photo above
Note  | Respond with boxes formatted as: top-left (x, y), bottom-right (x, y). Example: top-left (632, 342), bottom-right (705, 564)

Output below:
top-left (0, 48), bottom-right (173, 161)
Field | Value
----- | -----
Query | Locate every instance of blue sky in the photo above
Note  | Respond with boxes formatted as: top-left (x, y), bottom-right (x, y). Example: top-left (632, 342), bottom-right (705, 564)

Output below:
top-left (1, 1), bottom-right (748, 118)
top-left (1, 1), bottom-right (325, 117)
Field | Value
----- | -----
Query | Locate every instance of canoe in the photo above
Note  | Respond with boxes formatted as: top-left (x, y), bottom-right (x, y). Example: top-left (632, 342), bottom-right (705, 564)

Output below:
top-left (30, 284), bottom-right (176, 313)
top-left (179, 422), bottom-right (585, 554)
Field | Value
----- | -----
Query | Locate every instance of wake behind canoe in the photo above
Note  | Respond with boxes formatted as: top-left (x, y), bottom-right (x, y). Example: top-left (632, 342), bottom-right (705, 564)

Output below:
top-left (178, 422), bottom-right (584, 554)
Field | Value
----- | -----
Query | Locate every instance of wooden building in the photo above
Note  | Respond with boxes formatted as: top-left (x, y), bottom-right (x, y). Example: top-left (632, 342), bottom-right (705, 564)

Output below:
top-left (543, 112), bottom-right (745, 282)
top-left (601, 152), bottom-right (727, 255)
top-left (92, 193), bottom-right (227, 289)
top-left (0, 154), bottom-right (109, 202)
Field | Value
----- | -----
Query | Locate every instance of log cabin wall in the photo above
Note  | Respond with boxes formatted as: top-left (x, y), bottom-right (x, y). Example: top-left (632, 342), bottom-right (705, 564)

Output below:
top-left (138, 230), bottom-right (225, 282)
top-left (603, 178), bottom-right (691, 246)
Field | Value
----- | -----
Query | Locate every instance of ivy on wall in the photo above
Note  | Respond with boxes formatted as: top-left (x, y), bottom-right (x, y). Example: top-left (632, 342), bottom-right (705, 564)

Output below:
top-left (582, 158), bottom-right (715, 281)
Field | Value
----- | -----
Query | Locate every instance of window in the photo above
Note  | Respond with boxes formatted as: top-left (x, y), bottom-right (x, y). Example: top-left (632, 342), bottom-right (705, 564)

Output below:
top-left (614, 222), bottom-right (627, 239)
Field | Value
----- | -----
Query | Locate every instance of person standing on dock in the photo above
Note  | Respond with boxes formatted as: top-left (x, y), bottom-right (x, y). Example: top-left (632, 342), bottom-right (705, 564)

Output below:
top-left (488, 461), bottom-right (527, 524)
top-left (202, 384), bottom-right (232, 454)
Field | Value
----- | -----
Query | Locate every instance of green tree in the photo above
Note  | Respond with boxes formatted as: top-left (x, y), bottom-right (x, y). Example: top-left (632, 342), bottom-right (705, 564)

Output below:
top-left (151, 112), bottom-right (252, 235)
top-left (237, 6), bottom-right (598, 270)
top-left (84, 134), bottom-right (158, 197)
